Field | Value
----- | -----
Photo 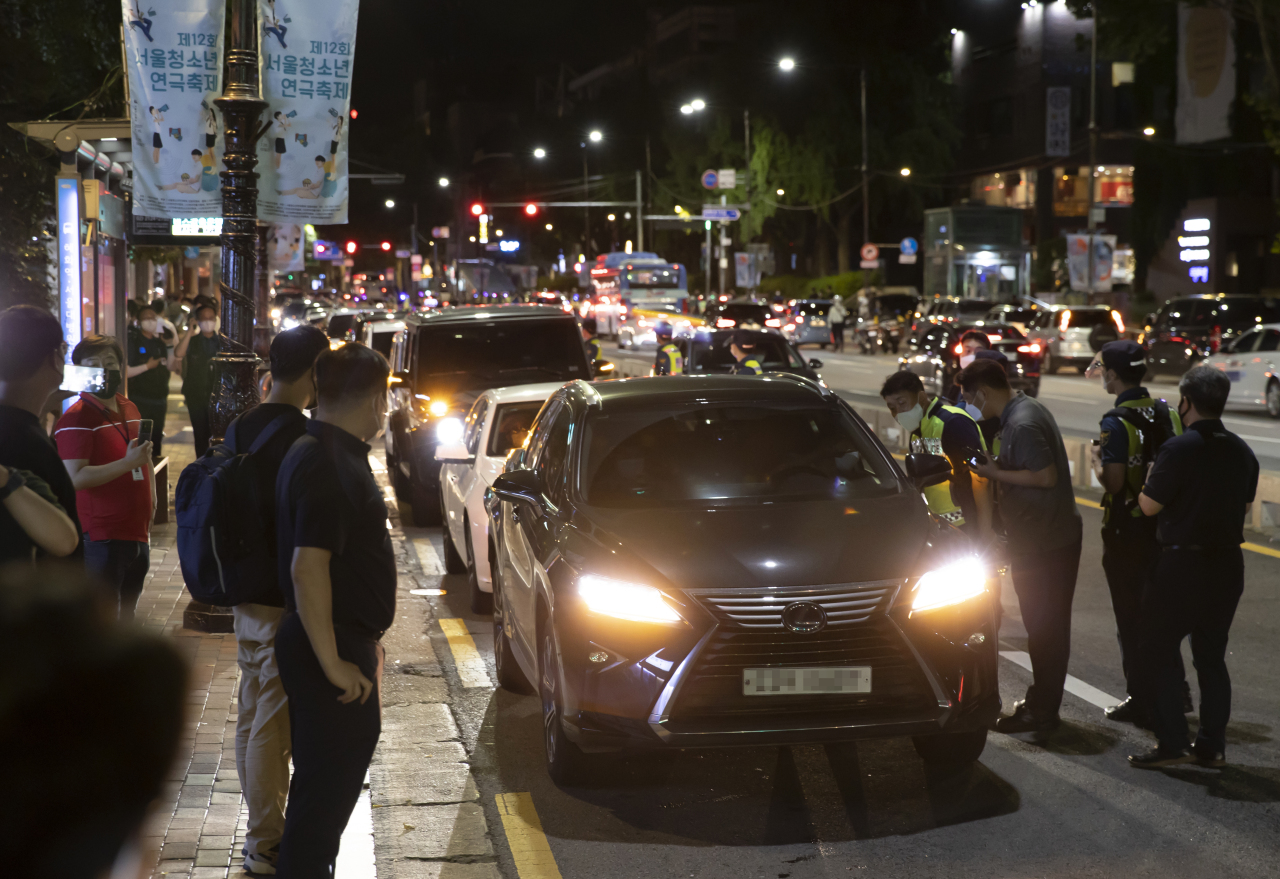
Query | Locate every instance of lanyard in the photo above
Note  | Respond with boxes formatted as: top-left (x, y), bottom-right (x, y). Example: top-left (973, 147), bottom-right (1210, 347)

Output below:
top-left (83, 395), bottom-right (134, 449)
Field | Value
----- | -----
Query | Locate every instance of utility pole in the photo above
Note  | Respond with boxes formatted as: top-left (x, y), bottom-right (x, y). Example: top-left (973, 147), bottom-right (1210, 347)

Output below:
top-left (705, 221), bottom-right (712, 301)
top-left (582, 146), bottom-right (590, 259)
top-left (635, 170), bottom-right (644, 252)
top-left (743, 108), bottom-right (751, 204)
top-left (861, 65), bottom-right (870, 256)
top-left (1087, 1), bottom-right (1099, 302)
top-left (209, 0), bottom-right (267, 440)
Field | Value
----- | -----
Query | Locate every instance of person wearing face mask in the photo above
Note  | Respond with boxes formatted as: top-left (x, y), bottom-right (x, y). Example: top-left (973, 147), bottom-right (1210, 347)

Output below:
top-left (54, 335), bottom-right (156, 619)
top-left (949, 330), bottom-right (992, 415)
top-left (1128, 367), bottom-right (1258, 769)
top-left (730, 331), bottom-right (764, 374)
top-left (127, 304), bottom-right (174, 459)
top-left (175, 303), bottom-right (223, 456)
top-left (1086, 340), bottom-right (1187, 727)
top-left (881, 370), bottom-right (992, 537)
top-left (273, 343), bottom-right (395, 878)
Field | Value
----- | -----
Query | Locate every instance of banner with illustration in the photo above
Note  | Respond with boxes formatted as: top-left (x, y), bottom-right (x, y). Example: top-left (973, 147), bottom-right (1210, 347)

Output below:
top-left (267, 224), bottom-right (305, 274)
top-left (1066, 233), bottom-right (1118, 294)
top-left (1176, 2), bottom-right (1235, 144)
top-left (255, 0), bottom-right (358, 224)
top-left (122, 0), bottom-right (227, 218)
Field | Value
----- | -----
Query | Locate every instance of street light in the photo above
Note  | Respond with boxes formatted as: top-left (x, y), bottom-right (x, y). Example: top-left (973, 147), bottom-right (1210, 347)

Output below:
top-left (1143, 126), bottom-right (1156, 136)
top-left (776, 188), bottom-right (785, 196)
top-left (680, 104), bottom-right (694, 115)
top-left (607, 214), bottom-right (616, 222)
top-left (533, 147), bottom-right (546, 159)
top-left (899, 168), bottom-right (911, 177)
top-left (779, 57), bottom-right (796, 72)
top-left (545, 223), bottom-right (553, 231)
top-left (690, 98), bottom-right (706, 111)
top-left (588, 129), bottom-right (603, 142)
top-left (438, 177), bottom-right (449, 187)
top-left (384, 198), bottom-right (396, 208)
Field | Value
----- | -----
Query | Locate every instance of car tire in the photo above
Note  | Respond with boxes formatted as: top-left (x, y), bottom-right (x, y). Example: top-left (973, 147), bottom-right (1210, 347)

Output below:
top-left (410, 479), bottom-right (442, 527)
top-left (1043, 350), bottom-right (1058, 375)
top-left (465, 520), bottom-right (492, 614)
top-left (540, 619), bottom-right (589, 786)
top-left (912, 728), bottom-right (988, 766)
top-left (1268, 380), bottom-right (1280, 419)
top-left (492, 551), bottom-right (532, 694)
top-left (440, 505), bottom-right (467, 575)
top-left (819, 342), bottom-right (828, 350)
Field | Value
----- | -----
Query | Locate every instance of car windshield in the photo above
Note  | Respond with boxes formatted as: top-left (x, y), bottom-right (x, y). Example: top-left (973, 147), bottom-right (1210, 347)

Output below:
top-left (327, 314), bottom-right (358, 337)
top-left (796, 302), bottom-right (829, 315)
top-left (718, 304), bottom-right (770, 322)
top-left (366, 325), bottom-right (398, 359)
top-left (624, 267), bottom-right (680, 288)
top-left (581, 402), bottom-right (899, 508)
top-left (875, 295), bottom-right (916, 318)
top-left (959, 323), bottom-right (1025, 341)
top-left (414, 319), bottom-right (587, 395)
top-left (1066, 309), bottom-right (1113, 328)
top-left (958, 299), bottom-right (994, 316)
top-left (487, 401), bottom-right (545, 457)
top-left (686, 332), bottom-right (806, 373)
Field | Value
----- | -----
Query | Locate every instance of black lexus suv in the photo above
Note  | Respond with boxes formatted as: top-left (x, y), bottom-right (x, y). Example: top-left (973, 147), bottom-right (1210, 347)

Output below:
top-left (385, 305), bottom-right (594, 525)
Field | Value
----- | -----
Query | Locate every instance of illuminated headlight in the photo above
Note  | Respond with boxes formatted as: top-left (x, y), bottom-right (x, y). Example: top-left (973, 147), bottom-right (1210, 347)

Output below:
top-left (436, 417), bottom-right (463, 443)
top-left (910, 557), bottom-right (988, 614)
top-left (427, 399), bottom-right (450, 418)
top-left (271, 308), bottom-right (282, 319)
top-left (281, 317), bottom-right (299, 330)
top-left (578, 575), bottom-right (682, 624)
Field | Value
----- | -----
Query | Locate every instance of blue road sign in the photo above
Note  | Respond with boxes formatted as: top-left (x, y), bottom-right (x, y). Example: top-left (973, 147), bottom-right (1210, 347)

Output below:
top-left (701, 169), bottom-right (719, 189)
top-left (900, 236), bottom-right (919, 255)
top-left (702, 206), bottom-right (741, 221)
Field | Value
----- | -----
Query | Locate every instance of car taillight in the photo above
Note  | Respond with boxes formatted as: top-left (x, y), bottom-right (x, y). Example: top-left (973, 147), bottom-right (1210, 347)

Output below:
top-left (1210, 324), bottom-right (1222, 353)
top-left (766, 318), bottom-right (781, 327)
top-left (1017, 343), bottom-right (1042, 354)
top-left (717, 318), bottom-right (735, 328)
top-left (796, 315), bottom-right (805, 323)
top-left (987, 334), bottom-right (1001, 343)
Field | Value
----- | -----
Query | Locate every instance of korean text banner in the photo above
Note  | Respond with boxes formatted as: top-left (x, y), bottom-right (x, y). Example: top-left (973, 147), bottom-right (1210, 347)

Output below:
top-left (122, 0), bottom-right (226, 218)
top-left (256, 0), bottom-right (358, 224)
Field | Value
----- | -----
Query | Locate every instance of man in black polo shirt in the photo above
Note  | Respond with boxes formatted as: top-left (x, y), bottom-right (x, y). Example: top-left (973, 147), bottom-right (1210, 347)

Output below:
top-left (1130, 366), bottom-right (1259, 769)
top-left (0, 306), bottom-right (79, 564)
top-left (274, 343), bottom-right (395, 877)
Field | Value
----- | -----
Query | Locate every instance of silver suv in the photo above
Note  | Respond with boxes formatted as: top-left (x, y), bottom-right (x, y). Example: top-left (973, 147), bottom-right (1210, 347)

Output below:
top-left (1026, 306), bottom-right (1123, 374)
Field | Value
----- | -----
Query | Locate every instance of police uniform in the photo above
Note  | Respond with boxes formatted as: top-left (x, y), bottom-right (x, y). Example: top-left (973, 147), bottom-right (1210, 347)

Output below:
top-left (584, 336), bottom-right (602, 362)
top-left (1139, 415), bottom-right (1258, 762)
top-left (910, 396), bottom-right (987, 528)
top-left (733, 356), bottom-right (762, 375)
top-left (1099, 385), bottom-right (1182, 701)
top-left (654, 340), bottom-right (684, 375)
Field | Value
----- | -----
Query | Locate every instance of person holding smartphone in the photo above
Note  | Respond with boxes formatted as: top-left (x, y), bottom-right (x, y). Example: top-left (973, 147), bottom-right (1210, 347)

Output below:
top-left (127, 304), bottom-right (174, 459)
top-left (54, 335), bottom-right (155, 619)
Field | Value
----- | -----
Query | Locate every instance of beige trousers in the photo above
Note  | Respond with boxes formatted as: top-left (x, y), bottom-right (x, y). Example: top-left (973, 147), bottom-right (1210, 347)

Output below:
top-left (233, 603), bottom-right (291, 857)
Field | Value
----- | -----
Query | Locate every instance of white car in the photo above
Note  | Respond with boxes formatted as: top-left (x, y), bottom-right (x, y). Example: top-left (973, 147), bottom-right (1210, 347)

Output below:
top-left (1204, 323), bottom-right (1280, 417)
top-left (434, 382), bottom-right (563, 611)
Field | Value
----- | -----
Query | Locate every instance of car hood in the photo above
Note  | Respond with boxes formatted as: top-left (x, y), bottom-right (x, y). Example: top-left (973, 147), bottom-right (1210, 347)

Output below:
top-left (572, 492), bottom-right (931, 592)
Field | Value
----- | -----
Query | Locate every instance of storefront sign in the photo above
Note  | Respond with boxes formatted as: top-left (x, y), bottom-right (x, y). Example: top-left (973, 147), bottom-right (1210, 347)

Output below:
top-left (56, 178), bottom-right (83, 353)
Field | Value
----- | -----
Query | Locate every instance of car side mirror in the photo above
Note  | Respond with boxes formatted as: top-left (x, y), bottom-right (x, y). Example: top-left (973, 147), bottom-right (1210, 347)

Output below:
top-left (904, 453), bottom-right (952, 490)
top-left (808, 358), bottom-right (824, 369)
top-left (434, 441), bottom-right (474, 465)
top-left (491, 469), bottom-right (545, 516)
top-left (593, 358), bottom-right (616, 378)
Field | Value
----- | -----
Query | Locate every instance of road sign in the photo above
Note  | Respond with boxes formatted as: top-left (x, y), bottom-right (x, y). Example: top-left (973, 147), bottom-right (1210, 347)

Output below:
top-left (702, 206), bottom-right (741, 221)
top-left (860, 242), bottom-right (880, 261)
top-left (313, 240), bottom-right (340, 260)
top-left (431, 226), bottom-right (450, 238)
top-left (898, 254), bottom-right (918, 264)
top-left (899, 237), bottom-right (918, 255)
top-left (395, 249), bottom-right (411, 258)
top-left (701, 169), bottom-right (719, 189)
top-left (718, 168), bottom-right (737, 189)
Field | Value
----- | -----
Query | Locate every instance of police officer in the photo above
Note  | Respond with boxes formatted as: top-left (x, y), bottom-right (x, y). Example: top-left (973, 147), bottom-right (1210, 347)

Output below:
top-left (1087, 340), bottom-right (1187, 725)
top-left (653, 323), bottom-right (684, 376)
top-left (881, 370), bottom-right (992, 535)
top-left (580, 317), bottom-right (602, 363)
top-left (1129, 366), bottom-right (1258, 768)
top-left (730, 331), bottom-right (763, 375)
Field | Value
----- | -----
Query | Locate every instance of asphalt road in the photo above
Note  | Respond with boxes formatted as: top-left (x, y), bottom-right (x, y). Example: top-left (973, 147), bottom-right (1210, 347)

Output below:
top-left (606, 342), bottom-right (1280, 472)
top-left (409, 501), bottom-right (1280, 879)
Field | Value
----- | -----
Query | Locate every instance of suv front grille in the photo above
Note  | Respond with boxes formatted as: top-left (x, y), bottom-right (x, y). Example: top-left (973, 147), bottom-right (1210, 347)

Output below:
top-left (688, 580), bottom-right (900, 629)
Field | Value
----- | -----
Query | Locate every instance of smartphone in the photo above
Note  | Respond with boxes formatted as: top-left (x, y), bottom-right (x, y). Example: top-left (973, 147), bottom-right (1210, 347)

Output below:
top-left (59, 364), bottom-right (106, 394)
top-left (136, 419), bottom-right (154, 445)
top-left (959, 445), bottom-right (988, 468)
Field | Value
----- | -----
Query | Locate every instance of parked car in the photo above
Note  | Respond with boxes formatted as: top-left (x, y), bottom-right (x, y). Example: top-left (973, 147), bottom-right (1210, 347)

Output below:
top-left (617, 305), bottom-right (701, 350)
top-left (783, 299), bottom-right (836, 347)
top-left (1203, 324), bottom-right (1280, 417)
top-left (436, 382), bottom-right (563, 611)
top-left (707, 300), bottom-right (778, 331)
top-left (899, 322), bottom-right (1041, 397)
top-left (1144, 295), bottom-right (1280, 378)
top-left (484, 375), bottom-right (1000, 784)
top-left (680, 329), bottom-right (822, 380)
top-left (1025, 305), bottom-right (1123, 374)
top-left (385, 305), bottom-right (596, 526)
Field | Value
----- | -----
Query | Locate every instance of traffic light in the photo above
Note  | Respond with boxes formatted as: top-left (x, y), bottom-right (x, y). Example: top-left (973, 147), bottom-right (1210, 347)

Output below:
top-left (380, 241), bottom-right (391, 252)
top-left (469, 202), bottom-right (484, 217)
top-left (524, 202), bottom-right (539, 217)
top-left (344, 240), bottom-right (357, 255)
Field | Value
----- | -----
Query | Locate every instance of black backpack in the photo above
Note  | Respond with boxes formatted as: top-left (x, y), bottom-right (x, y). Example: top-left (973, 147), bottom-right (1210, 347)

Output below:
top-left (175, 415), bottom-right (294, 607)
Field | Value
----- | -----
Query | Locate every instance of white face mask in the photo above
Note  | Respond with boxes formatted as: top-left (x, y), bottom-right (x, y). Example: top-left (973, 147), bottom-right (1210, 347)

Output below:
top-left (140, 319), bottom-right (158, 333)
top-left (959, 353), bottom-right (976, 369)
top-left (895, 402), bottom-right (924, 434)
top-left (199, 320), bottom-right (217, 334)
top-left (968, 391), bottom-right (987, 415)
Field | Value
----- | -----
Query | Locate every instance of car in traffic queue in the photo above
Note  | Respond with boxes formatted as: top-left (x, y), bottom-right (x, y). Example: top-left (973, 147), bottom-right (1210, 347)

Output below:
top-left (706, 300), bottom-right (778, 331)
top-left (985, 303), bottom-right (1041, 335)
top-left (921, 297), bottom-right (993, 326)
top-left (1025, 305), bottom-right (1123, 374)
top-left (677, 329), bottom-right (823, 381)
top-left (1143, 294), bottom-right (1280, 378)
top-left (325, 307), bottom-right (380, 342)
top-left (1203, 323), bottom-right (1280, 417)
top-left (360, 316), bottom-right (407, 362)
top-left (385, 305), bottom-right (599, 526)
top-left (899, 321), bottom-right (1042, 397)
top-left (435, 382), bottom-right (564, 612)
top-left (617, 306), bottom-right (704, 350)
top-left (482, 375), bottom-right (1000, 785)
top-left (783, 299), bottom-right (837, 348)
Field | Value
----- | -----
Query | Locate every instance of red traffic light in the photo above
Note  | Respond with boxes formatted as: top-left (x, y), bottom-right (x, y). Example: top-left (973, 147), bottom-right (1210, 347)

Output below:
top-left (344, 240), bottom-right (358, 254)
top-left (469, 203), bottom-right (484, 217)
top-left (524, 202), bottom-right (539, 217)
top-left (380, 241), bottom-right (391, 252)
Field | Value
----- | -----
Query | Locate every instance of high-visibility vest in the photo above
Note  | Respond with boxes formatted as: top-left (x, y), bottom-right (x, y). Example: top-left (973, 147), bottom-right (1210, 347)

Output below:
top-left (734, 358), bottom-right (762, 375)
top-left (585, 337), bottom-right (602, 361)
top-left (656, 342), bottom-right (684, 375)
top-left (1102, 395), bottom-right (1182, 524)
top-left (911, 397), bottom-right (986, 526)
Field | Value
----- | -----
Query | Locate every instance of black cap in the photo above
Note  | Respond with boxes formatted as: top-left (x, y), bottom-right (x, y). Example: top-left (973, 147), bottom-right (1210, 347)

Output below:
top-left (581, 317), bottom-right (597, 334)
top-left (1100, 340), bottom-right (1145, 373)
top-left (973, 348), bottom-right (1009, 368)
top-left (731, 330), bottom-right (757, 349)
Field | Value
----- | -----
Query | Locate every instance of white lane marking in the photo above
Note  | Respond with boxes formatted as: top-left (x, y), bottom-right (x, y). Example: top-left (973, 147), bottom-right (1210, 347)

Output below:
top-left (999, 650), bottom-right (1120, 710)
top-left (335, 786), bottom-right (375, 878)
top-left (1232, 433), bottom-right (1280, 444)
top-left (413, 535), bottom-right (445, 575)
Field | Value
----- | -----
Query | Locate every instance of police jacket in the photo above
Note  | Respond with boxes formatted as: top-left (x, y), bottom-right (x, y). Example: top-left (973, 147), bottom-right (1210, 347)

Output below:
top-left (911, 396), bottom-right (987, 526)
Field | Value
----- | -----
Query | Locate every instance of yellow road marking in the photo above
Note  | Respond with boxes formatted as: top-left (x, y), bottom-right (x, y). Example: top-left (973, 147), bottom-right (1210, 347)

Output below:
top-left (1075, 496), bottom-right (1102, 510)
top-left (1075, 496), bottom-right (1280, 558)
top-left (438, 618), bottom-right (492, 688)
top-left (495, 792), bottom-right (563, 879)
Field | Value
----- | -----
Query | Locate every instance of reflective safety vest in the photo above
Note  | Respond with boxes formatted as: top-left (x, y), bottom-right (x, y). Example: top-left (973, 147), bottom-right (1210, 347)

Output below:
top-left (1102, 395), bottom-right (1182, 525)
top-left (911, 397), bottom-right (987, 526)
top-left (734, 358), bottom-right (762, 375)
top-left (585, 337), bottom-right (602, 362)
top-left (656, 342), bottom-right (684, 375)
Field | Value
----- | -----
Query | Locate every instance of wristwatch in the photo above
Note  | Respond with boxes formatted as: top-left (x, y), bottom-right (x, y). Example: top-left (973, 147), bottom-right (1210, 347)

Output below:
top-left (0, 466), bottom-right (26, 502)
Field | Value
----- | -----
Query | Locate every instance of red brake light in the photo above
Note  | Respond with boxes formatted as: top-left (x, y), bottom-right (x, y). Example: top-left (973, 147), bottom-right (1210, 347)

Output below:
top-left (1017, 343), bottom-right (1042, 354)
top-left (766, 318), bottom-right (782, 327)
top-left (1210, 324), bottom-right (1222, 353)
top-left (717, 318), bottom-right (736, 328)
top-left (953, 343), bottom-right (964, 355)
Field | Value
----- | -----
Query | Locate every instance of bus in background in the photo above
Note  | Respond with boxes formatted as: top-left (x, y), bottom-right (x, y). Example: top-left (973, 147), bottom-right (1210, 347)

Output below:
top-left (580, 252), bottom-right (688, 338)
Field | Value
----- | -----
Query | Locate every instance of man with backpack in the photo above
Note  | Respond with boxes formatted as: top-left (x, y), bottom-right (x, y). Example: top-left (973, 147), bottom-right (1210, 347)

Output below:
top-left (1088, 341), bottom-right (1190, 726)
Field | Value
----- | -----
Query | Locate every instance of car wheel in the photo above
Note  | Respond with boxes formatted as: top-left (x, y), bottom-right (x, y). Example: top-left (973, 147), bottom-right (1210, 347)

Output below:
top-left (465, 520), bottom-right (492, 614)
top-left (540, 619), bottom-right (589, 786)
top-left (491, 549), bottom-right (532, 693)
top-left (819, 342), bottom-right (828, 350)
top-left (410, 478), bottom-right (442, 527)
top-left (440, 504), bottom-right (467, 574)
top-left (1043, 350), bottom-right (1058, 375)
top-left (1268, 380), bottom-right (1280, 419)
top-left (912, 728), bottom-right (988, 766)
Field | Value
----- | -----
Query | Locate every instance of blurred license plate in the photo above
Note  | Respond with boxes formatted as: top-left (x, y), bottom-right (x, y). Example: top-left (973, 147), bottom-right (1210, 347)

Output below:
top-left (1227, 370), bottom-right (1243, 382)
top-left (743, 667), bottom-right (871, 695)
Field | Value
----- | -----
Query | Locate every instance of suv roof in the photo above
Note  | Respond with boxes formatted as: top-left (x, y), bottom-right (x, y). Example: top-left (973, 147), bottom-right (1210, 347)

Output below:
top-left (567, 374), bottom-right (830, 408)
top-left (406, 304), bottom-right (571, 326)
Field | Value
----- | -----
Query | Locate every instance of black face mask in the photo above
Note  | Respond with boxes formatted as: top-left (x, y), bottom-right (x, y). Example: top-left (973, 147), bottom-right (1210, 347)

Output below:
top-left (1178, 398), bottom-right (1191, 422)
top-left (93, 369), bottom-right (122, 400)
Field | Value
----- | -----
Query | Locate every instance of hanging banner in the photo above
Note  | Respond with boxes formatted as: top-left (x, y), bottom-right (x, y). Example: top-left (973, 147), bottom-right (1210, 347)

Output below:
top-left (256, 0), bottom-right (359, 225)
top-left (1066, 233), bottom-right (1118, 293)
top-left (268, 224), bottom-right (306, 274)
top-left (1176, 2), bottom-right (1235, 144)
top-left (1045, 87), bottom-right (1071, 157)
top-left (1066, 234), bottom-right (1090, 293)
top-left (121, 0), bottom-right (226, 218)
